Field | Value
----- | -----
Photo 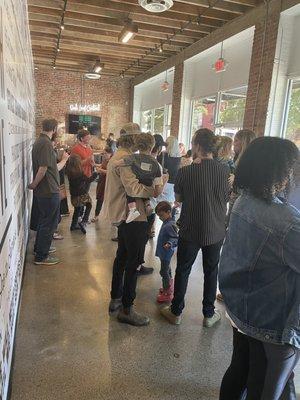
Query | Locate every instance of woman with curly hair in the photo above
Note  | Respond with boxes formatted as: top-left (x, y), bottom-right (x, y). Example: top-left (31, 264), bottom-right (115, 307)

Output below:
top-left (219, 137), bottom-right (300, 400)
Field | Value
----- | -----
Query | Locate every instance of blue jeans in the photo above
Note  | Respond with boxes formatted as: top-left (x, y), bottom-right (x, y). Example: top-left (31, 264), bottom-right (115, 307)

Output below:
top-left (34, 193), bottom-right (60, 261)
top-left (171, 237), bottom-right (223, 317)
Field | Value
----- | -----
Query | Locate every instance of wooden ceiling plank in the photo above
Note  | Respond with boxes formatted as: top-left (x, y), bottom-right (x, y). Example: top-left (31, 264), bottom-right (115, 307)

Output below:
top-left (114, 0), bottom-right (247, 16)
top-left (29, 16), bottom-right (200, 43)
top-left (223, 0), bottom-right (258, 6)
top-left (31, 38), bottom-right (174, 60)
top-left (28, 0), bottom-right (64, 9)
top-left (29, 5), bottom-right (213, 33)
top-left (67, 0), bottom-right (225, 27)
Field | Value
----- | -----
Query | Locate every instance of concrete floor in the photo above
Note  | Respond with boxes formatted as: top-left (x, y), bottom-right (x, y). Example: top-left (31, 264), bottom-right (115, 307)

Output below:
top-left (10, 190), bottom-right (300, 400)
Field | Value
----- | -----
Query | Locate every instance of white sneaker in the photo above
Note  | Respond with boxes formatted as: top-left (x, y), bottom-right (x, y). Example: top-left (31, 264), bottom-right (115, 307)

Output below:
top-left (203, 310), bottom-right (221, 328)
top-left (126, 209), bottom-right (141, 223)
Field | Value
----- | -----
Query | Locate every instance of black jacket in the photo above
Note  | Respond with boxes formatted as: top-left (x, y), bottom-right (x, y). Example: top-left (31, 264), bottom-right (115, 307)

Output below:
top-left (157, 152), bottom-right (181, 184)
top-left (69, 172), bottom-right (97, 197)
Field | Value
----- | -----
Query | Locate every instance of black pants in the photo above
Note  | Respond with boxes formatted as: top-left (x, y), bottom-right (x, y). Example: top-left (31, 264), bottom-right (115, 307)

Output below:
top-left (171, 237), bottom-right (223, 317)
top-left (111, 221), bottom-right (148, 308)
top-left (34, 193), bottom-right (60, 261)
top-left (95, 200), bottom-right (103, 217)
top-left (220, 327), bottom-right (300, 400)
top-left (160, 259), bottom-right (172, 289)
top-left (71, 203), bottom-right (92, 227)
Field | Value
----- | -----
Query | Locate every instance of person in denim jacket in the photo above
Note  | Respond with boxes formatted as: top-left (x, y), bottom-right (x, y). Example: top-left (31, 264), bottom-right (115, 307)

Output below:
top-left (219, 137), bottom-right (300, 400)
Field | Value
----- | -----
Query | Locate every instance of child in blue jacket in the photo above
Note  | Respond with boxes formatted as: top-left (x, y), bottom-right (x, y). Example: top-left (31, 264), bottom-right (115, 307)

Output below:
top-left (155, 201), bottom-right (179, 303)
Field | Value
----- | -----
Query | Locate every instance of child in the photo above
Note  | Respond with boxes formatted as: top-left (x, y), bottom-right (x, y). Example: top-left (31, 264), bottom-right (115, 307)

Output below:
top-left (155, 201), bottom-right (178, 303)
top-left (91, 146), bottom-right (113, 222)
top-left (66, 154), bottom-right (97, 234)
top-left (115, 133), bottom-right (163, 224)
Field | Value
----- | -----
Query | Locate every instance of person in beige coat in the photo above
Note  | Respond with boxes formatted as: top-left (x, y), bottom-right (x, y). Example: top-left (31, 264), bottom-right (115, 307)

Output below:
top-left (102, 123), bottom-right (164, 326)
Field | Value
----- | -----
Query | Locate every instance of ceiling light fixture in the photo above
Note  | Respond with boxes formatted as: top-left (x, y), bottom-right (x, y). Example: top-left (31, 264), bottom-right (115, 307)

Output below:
top-left (61, 23), bottom-right (65, 30)
top-left (161, 70), bottom-right (169, 92)
top-left (159, 43), bottom-right (163, 53)
top-left (118, 20), bottom-right (138, 43)
top-left (84, 72), bottom-right (101, 80)
top-left (138, 0), bottom-right (174, 13)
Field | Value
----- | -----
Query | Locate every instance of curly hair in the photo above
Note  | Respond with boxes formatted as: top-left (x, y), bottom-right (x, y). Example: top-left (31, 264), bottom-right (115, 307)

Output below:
top-left (135, 133), bottom-right (155, 152)
top-left (234, 137), bottom-right (299, 202)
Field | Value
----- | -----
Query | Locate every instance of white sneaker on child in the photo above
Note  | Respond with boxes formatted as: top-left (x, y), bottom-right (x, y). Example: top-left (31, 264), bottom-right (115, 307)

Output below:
top-left (126, 209), bottom-right (141, 223)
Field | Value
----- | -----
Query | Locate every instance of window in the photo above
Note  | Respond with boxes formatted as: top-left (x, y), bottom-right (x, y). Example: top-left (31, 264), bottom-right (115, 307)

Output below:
top-left (191, 96), bottom-right (216, 134)
top-left (141, 110), bottom-right (152, 133)
top-left (153, 107), bottom-right (165, 135)
top-left (283, 79), bottom-right (300, 147)
top-left (190, 86), bottom-right (247, 138)
top-left (217, 87), bottom-right (247, 137)
top-left (140, 105), bottom-right (172, 138)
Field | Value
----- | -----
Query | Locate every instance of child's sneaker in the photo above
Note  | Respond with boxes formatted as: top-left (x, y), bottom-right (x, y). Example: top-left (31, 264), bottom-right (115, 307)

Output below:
top-left (157, 288), bottom-right (173, 303)
top-left (126, 208), bottom-right (140, 223)
top-left (159, 279), bottom-right (174, 294)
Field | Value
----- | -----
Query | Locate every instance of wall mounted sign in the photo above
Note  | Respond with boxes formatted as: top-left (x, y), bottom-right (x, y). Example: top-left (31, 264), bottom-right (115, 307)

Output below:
top-left (69, 103), bottom-right (100, 113)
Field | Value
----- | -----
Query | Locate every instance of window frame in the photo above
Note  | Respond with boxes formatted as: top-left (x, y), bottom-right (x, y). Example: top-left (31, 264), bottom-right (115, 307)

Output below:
top-left (189, 85), bottom-right (248, 139)
top-left (281, 78), bottom-right (300, 140)
top-left (140, 104), bottom-right (172, 139)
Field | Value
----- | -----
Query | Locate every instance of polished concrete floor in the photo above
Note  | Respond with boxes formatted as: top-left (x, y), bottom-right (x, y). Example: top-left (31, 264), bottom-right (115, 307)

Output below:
top-left (10, 190), bottom-right (300, 399)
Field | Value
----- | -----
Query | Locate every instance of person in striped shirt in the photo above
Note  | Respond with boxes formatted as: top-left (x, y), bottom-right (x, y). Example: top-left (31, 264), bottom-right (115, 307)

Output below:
top-left (161, 128), bottom-right (230, 327)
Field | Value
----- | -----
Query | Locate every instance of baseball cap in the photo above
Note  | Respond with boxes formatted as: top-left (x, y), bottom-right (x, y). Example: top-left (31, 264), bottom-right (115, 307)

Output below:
top-left (120, 122), bottom-right (141, 136)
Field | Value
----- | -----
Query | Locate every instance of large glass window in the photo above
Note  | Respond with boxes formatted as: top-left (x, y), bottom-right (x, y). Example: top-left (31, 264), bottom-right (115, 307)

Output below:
top-left (153, 107), bottom-right (165, 135)
top-left (191, 96), bottom-right (216, 134)
top-left (217, 87), bottom-right (247, 137)
top-left (140, 105), bottom-right (172, 138)
top-left (190, 86), bottom-right (247, 138)
top-left (141, 110), bottom-right (152, 133)
top-left (283, 79), bottom-right (300, 147)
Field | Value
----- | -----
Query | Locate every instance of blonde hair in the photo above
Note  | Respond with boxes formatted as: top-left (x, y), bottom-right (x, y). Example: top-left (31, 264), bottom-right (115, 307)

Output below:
top-left (235, 129), bottom-right (256, 164)
top-left (166, 136), bottom-right (181, 157)
top-left (215, 136), bottom-right (233, 160)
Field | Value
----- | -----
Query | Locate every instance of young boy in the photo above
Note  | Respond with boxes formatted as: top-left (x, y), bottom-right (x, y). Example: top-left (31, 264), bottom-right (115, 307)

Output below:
top-left (115, 133), bottom-right (163, 223)
top-left (155, 201), bottom-right (178, 303)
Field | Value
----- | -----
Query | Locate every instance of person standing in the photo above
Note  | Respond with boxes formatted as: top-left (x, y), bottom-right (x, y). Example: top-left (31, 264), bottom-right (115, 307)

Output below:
top-left (71, 129), bottom-right (94, 177)
top-left (161, 129), bottom-right (230, 326)
top-left (102, 123), bottom-right (163, 326)
top-left (219, 137), bottom-right (300, 400)
top-left (106, 133), bottom-right (117, 153)
top-left (28, 119), bottom-right (69, 265)
top-left (157, 136), bottom-right (182, 203)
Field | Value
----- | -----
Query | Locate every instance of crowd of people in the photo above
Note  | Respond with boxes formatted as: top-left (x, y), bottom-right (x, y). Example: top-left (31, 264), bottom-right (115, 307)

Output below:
top-left (28, 118), bottom-right (300, 399)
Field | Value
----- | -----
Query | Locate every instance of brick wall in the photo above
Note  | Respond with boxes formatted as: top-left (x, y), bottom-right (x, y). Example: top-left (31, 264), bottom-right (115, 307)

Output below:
top-left (243, 2), bottom-right (281, 136)
top-left (35, 69), bottom-right (131, 136)
top-left (170, 62), bottom-right (184, 138)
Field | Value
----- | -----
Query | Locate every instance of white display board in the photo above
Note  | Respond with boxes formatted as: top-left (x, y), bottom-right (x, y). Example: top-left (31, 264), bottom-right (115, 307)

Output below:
top-left (0, 0), bottom-right (34, 399)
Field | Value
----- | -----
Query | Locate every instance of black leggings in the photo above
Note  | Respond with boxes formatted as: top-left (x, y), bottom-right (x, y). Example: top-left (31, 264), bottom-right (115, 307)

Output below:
top-left (71, 203), bottom-right (92, 227)
top-left (220, 327), bottom-right (299, 400)
top-left (95, 200), bottom-right (103, 217)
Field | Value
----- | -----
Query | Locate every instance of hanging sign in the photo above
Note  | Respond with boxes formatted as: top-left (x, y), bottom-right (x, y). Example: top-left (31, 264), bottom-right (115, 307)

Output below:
top-left (69, 103), bottom-right (101, 113)
top-left (213, 57), bottom-right (227, 73)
